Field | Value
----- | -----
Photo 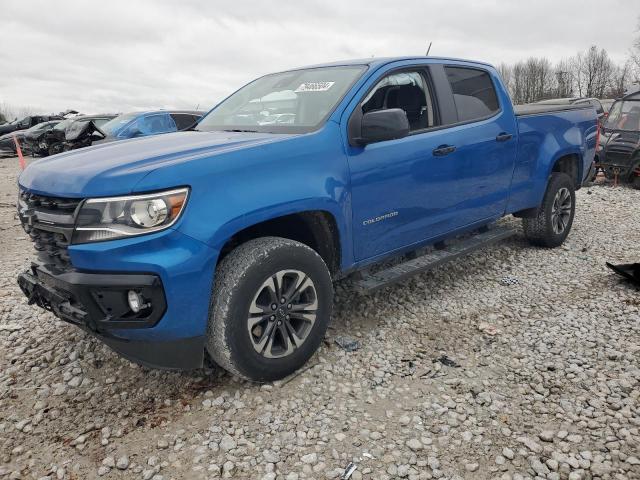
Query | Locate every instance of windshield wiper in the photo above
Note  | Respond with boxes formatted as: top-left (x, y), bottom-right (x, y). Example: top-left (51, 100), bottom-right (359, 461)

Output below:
top-left (221, 128), bottom-right (259, 133)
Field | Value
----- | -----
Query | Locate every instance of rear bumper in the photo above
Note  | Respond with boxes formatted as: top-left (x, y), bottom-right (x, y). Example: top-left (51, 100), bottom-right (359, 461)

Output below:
top-left (17, 261), bottom-right (206, 370)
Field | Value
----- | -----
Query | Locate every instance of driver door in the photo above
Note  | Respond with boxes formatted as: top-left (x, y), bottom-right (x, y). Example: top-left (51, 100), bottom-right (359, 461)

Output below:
top-left (345, 68), bottom-right (463, 261)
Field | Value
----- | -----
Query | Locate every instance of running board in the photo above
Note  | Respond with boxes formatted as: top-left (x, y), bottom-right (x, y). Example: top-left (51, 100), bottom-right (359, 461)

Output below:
top-left (353, 225), bottom-right (517, 293)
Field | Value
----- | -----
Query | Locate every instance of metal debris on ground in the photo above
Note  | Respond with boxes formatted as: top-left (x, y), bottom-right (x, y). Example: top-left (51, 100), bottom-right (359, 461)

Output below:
top-left (606, 262), bottom-right (640, 287)
top-left (341, 462), bottom-right (357, 479)
top-left (435, 355), bottom-right (460, 368)
top-left (499, 275), bottom-right (519, 286)
top-left (400, 359), bottom-right (417, 377)
top-left (335, 335), bottom-right (361, 352)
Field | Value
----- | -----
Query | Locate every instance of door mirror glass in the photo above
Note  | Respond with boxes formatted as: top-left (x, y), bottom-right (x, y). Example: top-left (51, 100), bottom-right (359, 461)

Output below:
top-left (359, 108), bottom-right (409, 145)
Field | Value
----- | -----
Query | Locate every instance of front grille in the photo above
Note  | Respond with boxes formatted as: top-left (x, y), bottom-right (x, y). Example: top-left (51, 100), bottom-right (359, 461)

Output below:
top-left (18, 190), bottom-right (83, 271)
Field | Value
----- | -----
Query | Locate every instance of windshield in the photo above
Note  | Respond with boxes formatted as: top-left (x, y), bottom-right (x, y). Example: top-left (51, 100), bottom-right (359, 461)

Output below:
top-left (196, 65), bottom-right (366, 134)
top-left (54, 119), bottom-right (72, 131)
top-left (605, 100), bottom-right (640, 131)
top-left (26, 121), bottom-right (56, 133)
top-left (100, 113), bottom-right (139, 136)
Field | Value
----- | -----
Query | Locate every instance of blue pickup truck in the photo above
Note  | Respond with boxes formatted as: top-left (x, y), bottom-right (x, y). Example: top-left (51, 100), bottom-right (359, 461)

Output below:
top-left (17, 57), bottom-right (598, 381)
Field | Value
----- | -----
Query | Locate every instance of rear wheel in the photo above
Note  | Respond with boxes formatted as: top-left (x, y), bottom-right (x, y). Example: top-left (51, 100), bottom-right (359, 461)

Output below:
top-left (206, 237), bottom-right (333, 382)
top-left (523, 172), bottom-right (575, 248)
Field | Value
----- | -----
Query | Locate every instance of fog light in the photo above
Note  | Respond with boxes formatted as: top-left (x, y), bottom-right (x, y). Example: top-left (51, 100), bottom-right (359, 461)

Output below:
top-left (127, 290), bottom-right (143, 313)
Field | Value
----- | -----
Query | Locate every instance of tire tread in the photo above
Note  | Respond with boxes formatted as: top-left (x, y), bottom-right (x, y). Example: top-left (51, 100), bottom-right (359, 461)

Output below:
top-left (206, 237), bottom-right (330, 381)
top-left (522, 172), bottom-right (575, 248)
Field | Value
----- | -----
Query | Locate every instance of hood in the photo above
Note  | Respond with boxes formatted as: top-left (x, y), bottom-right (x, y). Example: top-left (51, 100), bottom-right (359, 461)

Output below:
top-left (0, 123), bottom-right (20, 135)
top-left (0, 130), bottom-right (25, 142)
top-left (19, 130), bottom-right (296, 197)
top-left (24, 128), bottom-right (52, 141)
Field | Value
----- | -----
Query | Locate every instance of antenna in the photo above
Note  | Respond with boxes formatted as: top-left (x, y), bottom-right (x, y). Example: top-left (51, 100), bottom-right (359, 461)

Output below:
top-left (426, 42), bottom-right (432, 56)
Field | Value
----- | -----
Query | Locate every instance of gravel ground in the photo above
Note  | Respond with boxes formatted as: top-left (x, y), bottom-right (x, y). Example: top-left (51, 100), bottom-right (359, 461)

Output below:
top-left (1, 156), bottom-right (639, 480)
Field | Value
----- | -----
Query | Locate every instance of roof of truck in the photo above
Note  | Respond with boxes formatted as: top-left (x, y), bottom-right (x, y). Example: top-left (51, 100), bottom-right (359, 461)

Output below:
top-left (293, 56), bottom-right (495, 70)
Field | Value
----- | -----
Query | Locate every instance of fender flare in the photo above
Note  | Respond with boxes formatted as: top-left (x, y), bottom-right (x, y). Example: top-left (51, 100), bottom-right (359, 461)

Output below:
top-left (210, 199), bottom-right (352, 271)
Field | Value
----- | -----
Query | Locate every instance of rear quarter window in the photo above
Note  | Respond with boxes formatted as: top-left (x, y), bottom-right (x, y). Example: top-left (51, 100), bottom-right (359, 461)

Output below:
top-left (171, 114), bottom-right (199, 130)
top-left (445, 66), bottom-right (500, 123)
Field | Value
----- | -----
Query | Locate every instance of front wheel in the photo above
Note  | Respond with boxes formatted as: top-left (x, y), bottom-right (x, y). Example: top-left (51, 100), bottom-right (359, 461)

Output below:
top-left (206, 237), bottom-right (333, 382)
top-left (522, 172), bottom-right (575, 248)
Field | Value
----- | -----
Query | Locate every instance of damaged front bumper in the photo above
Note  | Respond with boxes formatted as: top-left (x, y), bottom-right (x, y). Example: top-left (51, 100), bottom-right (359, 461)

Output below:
top-left (17, 263), bottom-right (204, 369)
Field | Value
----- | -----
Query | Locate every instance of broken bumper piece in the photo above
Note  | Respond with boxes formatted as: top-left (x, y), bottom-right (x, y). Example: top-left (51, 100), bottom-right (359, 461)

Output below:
top-left (17, 263), bottom-right (205, 370)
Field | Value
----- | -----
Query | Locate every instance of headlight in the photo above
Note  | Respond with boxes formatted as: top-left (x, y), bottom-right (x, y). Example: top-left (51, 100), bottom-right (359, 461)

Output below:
top-left (72, 188), bottom-right (189, 244)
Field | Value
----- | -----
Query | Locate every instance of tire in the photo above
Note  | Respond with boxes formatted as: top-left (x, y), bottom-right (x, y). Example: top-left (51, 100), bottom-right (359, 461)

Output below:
top-left (522, 172), bottom-right (575, 248)
top-left (206, 237), bottom-right (333, 382)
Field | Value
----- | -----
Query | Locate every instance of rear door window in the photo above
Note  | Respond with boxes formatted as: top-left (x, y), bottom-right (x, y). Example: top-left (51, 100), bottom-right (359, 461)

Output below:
top-left (445, 66), bottom-right (499, 122)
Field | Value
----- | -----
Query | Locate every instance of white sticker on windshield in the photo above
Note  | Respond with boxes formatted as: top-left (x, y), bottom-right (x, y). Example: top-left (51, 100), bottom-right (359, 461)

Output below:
top-left (294, 81), bottom-right (335, 93)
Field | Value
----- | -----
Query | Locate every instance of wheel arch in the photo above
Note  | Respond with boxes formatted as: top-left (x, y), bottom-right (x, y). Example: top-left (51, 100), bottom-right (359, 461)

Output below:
top-left (215, 209), bottom-right (343, 276)
top-left (548, 151), bottom-right (583, 190)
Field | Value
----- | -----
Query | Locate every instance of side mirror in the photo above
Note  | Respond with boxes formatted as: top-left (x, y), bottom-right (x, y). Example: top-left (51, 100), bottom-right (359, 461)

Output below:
top-left (129, 128), bottom-right (143, 138)
top-left (357, 109), bottom-right (410, 145)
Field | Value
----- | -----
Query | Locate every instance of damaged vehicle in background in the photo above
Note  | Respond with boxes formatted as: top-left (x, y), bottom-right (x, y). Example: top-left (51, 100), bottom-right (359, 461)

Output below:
top-left (0, 120), bottom-right (61, 156)
top-left (20, 120), bottom-right (63, 156)
top-left (94, 110), bottom-right (205, 145)
top-left (0, 114), bottom-right (62, 137)
top-left (596, 88), bottom-right (640, 188)
top-left (0, 130), bottom-right (26, 156)
top-left (41, 115), bottom-right (116, 156)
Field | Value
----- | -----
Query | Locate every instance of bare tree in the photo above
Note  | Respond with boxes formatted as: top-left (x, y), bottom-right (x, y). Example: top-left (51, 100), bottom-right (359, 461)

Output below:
top-left (569, 52), bottom-right (585, 97)
top-left (497, 63), bottom-right (513, 94)
top-left (508, 57), bottom-right (555, 104)
top-left (631, 16), bottom-right (640, 84)
top-left (0, 102), bottom-right (37, 122)
top-left (580, 46), bottom-right (614, 97)
top-left (608, 62), bottom-right (631, 98)
top-left (555, 59), bottom-right (573, 97)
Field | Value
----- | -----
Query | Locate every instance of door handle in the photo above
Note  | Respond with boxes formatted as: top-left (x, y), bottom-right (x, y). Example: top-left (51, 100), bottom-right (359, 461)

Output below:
top-left (433, 144), bottom-right (456, 156)
top-left (496, 133), bottom-right (513, 142)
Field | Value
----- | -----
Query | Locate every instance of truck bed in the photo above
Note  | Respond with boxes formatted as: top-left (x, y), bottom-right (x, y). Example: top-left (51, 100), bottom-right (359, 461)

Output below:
top-left (514, 103), bottom-right (593, 116)
top-left (506, 104), bottom-right (598, 215)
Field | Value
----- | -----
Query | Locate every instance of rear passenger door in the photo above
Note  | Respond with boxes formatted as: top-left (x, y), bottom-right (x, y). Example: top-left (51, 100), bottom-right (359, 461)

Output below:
top-left (437, 65), bottom-right (518, 228)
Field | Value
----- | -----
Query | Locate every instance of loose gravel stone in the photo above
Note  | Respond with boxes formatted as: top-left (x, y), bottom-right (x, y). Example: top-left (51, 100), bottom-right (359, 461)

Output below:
top-left (116, 455), bottom-right (129, 470)
top-left (0, 160), bottom-right (639, 479)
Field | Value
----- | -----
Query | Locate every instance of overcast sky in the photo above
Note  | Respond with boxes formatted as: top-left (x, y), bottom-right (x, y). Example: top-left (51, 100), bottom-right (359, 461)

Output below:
top-left (1, 0), bottom-right (638, 116)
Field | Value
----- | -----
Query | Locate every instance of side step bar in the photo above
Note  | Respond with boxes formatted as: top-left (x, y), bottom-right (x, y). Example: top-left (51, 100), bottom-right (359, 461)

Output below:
top-left (353, 225), bottom-right (517, 293)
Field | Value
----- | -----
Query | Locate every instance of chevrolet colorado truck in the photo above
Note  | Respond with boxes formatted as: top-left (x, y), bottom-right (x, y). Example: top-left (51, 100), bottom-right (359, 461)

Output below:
top-left (17, 57), bottom-right (598, 381)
